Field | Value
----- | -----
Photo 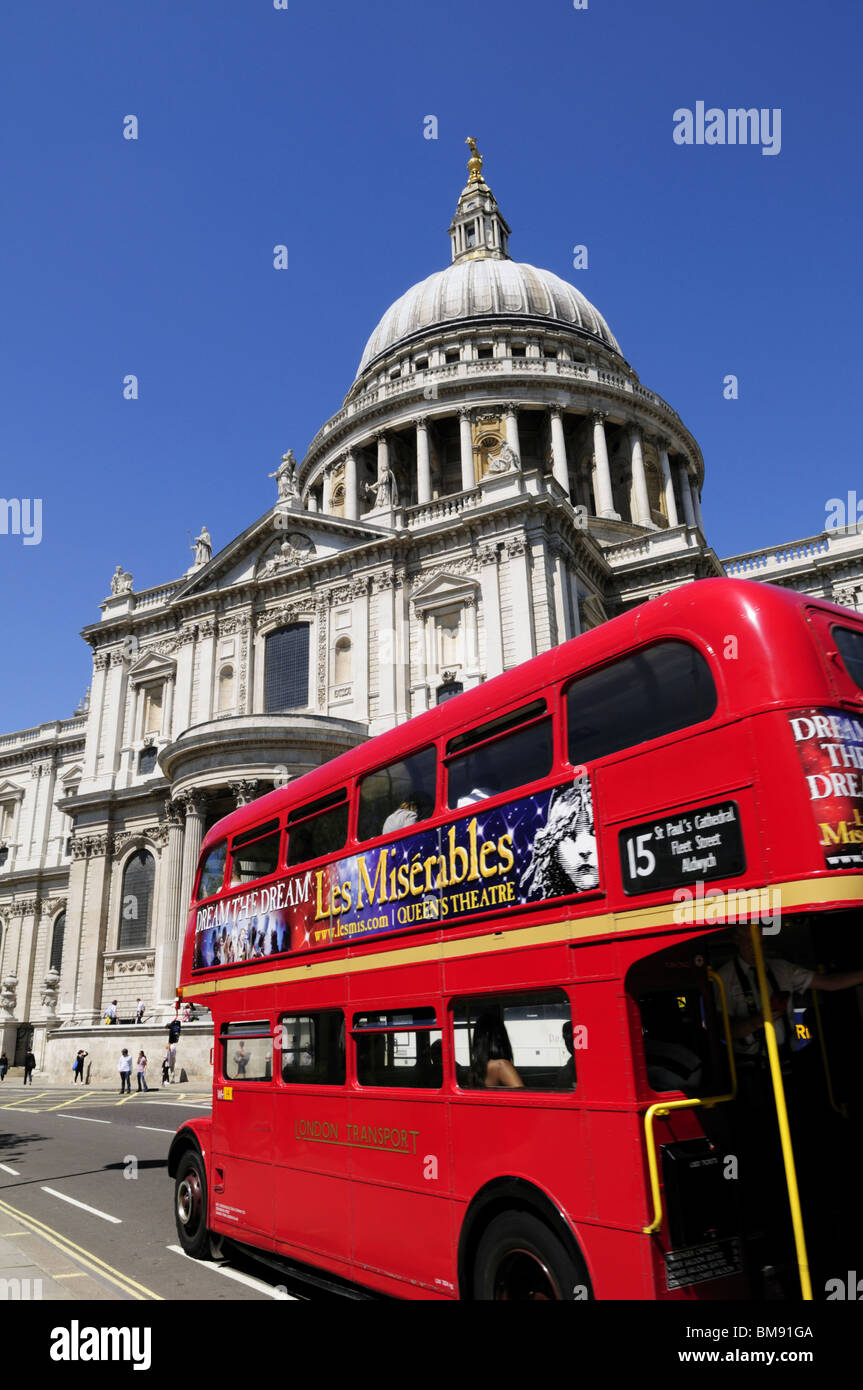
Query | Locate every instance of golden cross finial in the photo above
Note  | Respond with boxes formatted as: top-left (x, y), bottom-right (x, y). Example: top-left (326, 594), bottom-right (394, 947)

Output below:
top-left (466, 136), bottom-right (483, 184)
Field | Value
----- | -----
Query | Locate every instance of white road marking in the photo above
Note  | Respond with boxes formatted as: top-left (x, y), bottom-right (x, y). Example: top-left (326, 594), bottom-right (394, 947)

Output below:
top-left (58, 1114), bottom-right (112, 1124)
top-left (41, 1187), bottom-right (122, 1224)
top-left (167, 1244), bottom-right (295, 1299)
top-left (136, 1126), bottom-right (175, 1135)
top-left (0, 1163), bottom-right (20, 1175)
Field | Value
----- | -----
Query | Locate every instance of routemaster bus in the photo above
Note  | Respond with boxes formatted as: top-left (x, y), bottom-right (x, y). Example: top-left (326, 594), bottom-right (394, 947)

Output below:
top-left (168, 577), bottom-right (863, 1300)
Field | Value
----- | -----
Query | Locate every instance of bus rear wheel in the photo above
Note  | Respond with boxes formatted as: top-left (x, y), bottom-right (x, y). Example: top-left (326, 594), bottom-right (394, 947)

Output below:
top-left (175, 1150), bottom-right (209, 1259)
top-left (473, 1212), bottom-right (586, 1301)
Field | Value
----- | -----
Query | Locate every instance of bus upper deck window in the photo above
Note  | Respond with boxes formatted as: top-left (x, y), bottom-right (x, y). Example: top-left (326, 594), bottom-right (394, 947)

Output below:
top-left (832, 626), bottom-right (863, 691)
top-left (358, 747), bottom-right (437, 841)
top-left (286, 790), bottom-right (349, 867)
top-left (446, 701), bottom-right (552, 809)
top-left (567, 641), bottom-right (717, 766)
top-left (230, 819), bottom-right (281, 886)
top-left (196, 841), bottom-right (227, 901)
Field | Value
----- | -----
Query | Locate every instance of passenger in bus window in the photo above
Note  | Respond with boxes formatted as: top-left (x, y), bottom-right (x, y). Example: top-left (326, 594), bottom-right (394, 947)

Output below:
top-left (470, 1012), bottom-right (524, 1089)
top-left (557, 1021), bottom-right (576, 1088)
top-left (382, 799), bottom-right (419, 834)
top-left (233, 1042), bottom-right (249, 1078)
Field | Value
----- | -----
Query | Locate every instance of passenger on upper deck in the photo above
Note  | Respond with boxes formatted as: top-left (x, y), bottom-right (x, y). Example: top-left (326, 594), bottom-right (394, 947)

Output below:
top-left (382, 799), bottom-right (419, 834)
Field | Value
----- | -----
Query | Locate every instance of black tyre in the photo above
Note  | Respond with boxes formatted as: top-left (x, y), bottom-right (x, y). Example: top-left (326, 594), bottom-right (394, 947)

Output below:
top-left (472, 1211), bottom-right (588, 1301)
top-left (175, 1150), bottom-right (210, 1258)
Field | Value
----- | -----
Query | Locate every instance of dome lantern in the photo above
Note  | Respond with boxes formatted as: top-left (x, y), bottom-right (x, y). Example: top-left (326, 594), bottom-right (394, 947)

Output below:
top-left (448, 138), bottom-right (511, 265)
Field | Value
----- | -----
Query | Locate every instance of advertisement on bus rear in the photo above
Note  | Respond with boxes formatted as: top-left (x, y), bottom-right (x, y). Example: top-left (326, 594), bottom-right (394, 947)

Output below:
top-left (789, 707), bottom-right (863, 870)
top-left (193, 776), bottom-right (599, 967)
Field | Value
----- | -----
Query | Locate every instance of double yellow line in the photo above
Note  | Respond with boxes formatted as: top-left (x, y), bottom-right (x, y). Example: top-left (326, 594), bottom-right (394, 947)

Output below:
top-left (0, 1196), bottom-right (162, 1301)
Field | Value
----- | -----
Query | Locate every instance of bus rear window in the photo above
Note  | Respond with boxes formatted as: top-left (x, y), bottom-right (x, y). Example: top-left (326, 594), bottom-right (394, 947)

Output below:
top-left (287, 800), bottom-right (349, 866)
top-left (567, 641), bottom-right (717, 765)
top-left (357, 747), bottom-right (437, 841)
top-left (196, 842), bottom-right (227, 900)
top-left (447, 712), bottom-right (553, 808)
top-left (833, 626), bottom-right (863, 692)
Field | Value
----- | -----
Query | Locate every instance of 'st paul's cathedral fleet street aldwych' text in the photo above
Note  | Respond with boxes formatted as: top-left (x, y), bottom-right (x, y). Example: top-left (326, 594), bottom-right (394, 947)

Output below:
top-left (2, 142), bottom-right (862, 1077)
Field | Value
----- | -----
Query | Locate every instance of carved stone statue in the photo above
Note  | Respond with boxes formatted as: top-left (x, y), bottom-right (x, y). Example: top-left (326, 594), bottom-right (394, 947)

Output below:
top-left (191, 525), bottom-right (212, 567)
top-left (41, 967), bottom-right (60, 1017)
top-left (0, 972), bottom-right (18, 1018)
top-left (486, 440), bottom-right (520, 475)
top-left (365, 457), bottom-right (399, 509)
top-left (269, 450), bottom-right (299, 501)
top-left (110, 565), bottom-right (134, 596)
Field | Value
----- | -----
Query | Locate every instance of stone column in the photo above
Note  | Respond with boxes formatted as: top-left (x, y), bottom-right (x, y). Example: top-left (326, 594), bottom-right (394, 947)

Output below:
top-left (678, 462), bottom-right (697, 527)
top-left (463, 594), bottom-right (480, 680)
top-left (344, 452), bottom-right (358, 521)
top-left (629, 425), bottom-right (652, 527)
top-left (307, 493), bottom-right (318, 513)
top-left (506, 536), bottom-right (535, 665)
top-left (154, 800), bottom-right (186, 1005)
top-left (549, 407), bottom-right (571, 498)
top-left (658, 441), bottom-right (679, 527)
top-left (82, 655), bottom-right (109, 779)
top-left (459, 409), bottom-right (474, 492)
top-left (177, 791), bottom-right (207, 950)
top-left (415, 418), bottom-right (432, 505)
top-left (322, 466), bottom-right (334, 515)
top-left (592, 413), bottom-right (618, 519)
top-left (691, 480), bottom-right (705, 532)
top-left (409, 597), bottom-right (428, 714)
top-left (479, 545), bottom-right (504, 678)
top-left (503, 402), bottom-right (521, 458)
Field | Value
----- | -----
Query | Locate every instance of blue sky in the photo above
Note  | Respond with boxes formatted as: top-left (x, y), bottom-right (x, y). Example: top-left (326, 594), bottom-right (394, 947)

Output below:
top-left (1, 0), bottom-right (860, 732)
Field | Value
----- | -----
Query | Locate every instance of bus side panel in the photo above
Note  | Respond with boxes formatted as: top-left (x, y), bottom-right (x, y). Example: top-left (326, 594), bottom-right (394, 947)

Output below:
top-left (598, 722), bottom-right (756, 826)
top-left (273, 1088), bottom-right (353, 1265)
top-left (348, 1092), bottom-right (455, 1294)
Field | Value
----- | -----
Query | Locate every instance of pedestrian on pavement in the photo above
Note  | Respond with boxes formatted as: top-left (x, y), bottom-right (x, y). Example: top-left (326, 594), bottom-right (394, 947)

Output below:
top-left (105, 999), bottom-right (119, 1026)
top-left (136, 1051), bottom-right (149, 1092)
top-left (72, 1049), bottom-right (88, 1083)
top-left (167, 1017), bottom-right (181, 1045)
top-left (23, 1050), bottom-right (36, 1085)
top-left (135, 997), bottom-right (145, 1024)
top-left (0, 1051), bottom-right (8, 1081)
top-left (118, 1047), bottom-right (133, 1094)
top-left (161, 1048), bottom-right (171, 1086)
top-left (168, 1040), bottom-right (177, 1082)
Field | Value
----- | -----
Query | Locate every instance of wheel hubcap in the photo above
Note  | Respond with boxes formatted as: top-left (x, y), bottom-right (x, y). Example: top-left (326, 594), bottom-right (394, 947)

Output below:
top-left (493, 1248), bottom-right (559, 1301)
top-left (177, 1170), bottom-right (202, 1230)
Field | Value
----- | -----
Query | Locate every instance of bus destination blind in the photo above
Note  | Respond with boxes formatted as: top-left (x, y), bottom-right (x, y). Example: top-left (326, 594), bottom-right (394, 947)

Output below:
top-left (618, 800), bottom-right (745, 897)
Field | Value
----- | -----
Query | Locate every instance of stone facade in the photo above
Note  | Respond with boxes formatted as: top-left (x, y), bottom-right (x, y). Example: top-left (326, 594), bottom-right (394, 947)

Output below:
top-left (2, 145), bottom-right (862, 1082)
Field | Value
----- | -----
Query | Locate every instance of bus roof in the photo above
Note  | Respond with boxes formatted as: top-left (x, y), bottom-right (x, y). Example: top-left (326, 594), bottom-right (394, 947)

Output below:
top-left (195, 577), bottom-right (854, 856)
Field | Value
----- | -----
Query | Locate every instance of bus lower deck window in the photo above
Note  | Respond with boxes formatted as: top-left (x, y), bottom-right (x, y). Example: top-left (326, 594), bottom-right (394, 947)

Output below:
top-left (452, 991), bottom-right (576, 1091)
top-left (280, 1011), bottom-right (345, 1085)
top-left (221, 1021), bottom-right (273, 1082)
top-left (353, 1009), bottom-right (442, 1089)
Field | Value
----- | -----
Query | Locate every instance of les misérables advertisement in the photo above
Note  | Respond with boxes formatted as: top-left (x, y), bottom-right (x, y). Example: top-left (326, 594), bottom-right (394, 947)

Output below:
top-left (789, 707), bottom-right (863, 869)
top-left (193, 777), bottom-right (599, 969)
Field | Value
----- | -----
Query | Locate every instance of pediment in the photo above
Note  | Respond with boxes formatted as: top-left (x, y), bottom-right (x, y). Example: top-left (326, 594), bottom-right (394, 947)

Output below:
top-left (58, 764), bottom-right (83, 785)
top-left (411, 571), bottom-right (479, 611)
top-left (0, 780), bottom-right (24, 802)
top-left (128, 650), bottom-right (177, 683)
top-left (174, 506), bottom-right (391, 598)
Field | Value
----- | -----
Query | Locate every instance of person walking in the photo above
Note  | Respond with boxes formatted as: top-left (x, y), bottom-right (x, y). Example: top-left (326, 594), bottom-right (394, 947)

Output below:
top-left (135, 997), bottom-right (145, 1025)
top-left (161, 1047), bottom-right (171, 1087)
top-left (135, 1050), bottom-right (149, 1092)
top-left (105, 999), bottom-right (118, 1025)
top-left (23, 1050), bottom-right (36, 1085)
top-left (168, 1040), bottom-right (177, 1082)
top-left (0, 1052), bottom-right (8, 1081)
top-left (118, 1048), bottom-right (133, 1095)
top-left (72, 1049), bottom-right (88, 1084)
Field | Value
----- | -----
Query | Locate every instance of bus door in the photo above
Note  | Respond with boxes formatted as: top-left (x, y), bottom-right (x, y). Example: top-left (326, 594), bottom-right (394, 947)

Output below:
top-left (347, 1005), bottom-right (453, 1295)
top-left (273, 1009), bottom-right (352, 1267)
top-left (212, 1019), bottom-right (275, 1241)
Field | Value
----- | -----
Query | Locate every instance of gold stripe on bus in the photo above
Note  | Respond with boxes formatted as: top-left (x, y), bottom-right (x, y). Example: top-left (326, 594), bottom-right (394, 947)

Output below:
top-left (181, 874), bottom-right (863, 999)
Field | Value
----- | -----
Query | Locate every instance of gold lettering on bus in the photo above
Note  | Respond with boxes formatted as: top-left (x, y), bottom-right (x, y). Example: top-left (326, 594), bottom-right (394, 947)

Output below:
top-left (294, 1118), bottom-right (420, 1155)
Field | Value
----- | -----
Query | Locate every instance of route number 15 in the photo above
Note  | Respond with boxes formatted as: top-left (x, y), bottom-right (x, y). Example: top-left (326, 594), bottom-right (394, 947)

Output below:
top-left (624, 832), bottom-right (656, 880)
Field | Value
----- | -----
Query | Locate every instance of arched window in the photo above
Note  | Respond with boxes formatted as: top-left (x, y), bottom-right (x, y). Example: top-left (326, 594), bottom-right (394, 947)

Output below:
top-left (138, 747), bottom-right (158, 774)
top-left (265, 624), bottom-right (310, 712)
top-left (437, 680), bottom-right (463, 704)
top-left (50, 912), bottom-right (66, 973)
top-left (218, 665), bottom-right (235, 712)
top-left (119, 850), bottom-right (155, 949)
top-left (333, 637), bottom-right (352, 686)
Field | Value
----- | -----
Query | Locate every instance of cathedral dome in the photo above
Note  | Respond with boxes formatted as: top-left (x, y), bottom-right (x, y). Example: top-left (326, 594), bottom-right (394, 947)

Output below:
top-left (355, 259), bottom-right (622, 378)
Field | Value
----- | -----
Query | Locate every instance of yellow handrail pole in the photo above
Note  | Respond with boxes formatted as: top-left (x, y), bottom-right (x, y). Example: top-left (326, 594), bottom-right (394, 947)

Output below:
top-left (811, 973), bottom-right (847, 1119)
top-left (642, 971), bottom-right (738, 1235)
top-left (749, 922), bottom-right (812, 1301)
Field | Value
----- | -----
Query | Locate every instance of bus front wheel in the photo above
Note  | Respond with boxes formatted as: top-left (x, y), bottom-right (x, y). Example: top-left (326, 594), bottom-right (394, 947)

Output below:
top-left (473, 1212), bottom-right (587, 1301)
top-left (175, 1150), bottom-right (209, 1259)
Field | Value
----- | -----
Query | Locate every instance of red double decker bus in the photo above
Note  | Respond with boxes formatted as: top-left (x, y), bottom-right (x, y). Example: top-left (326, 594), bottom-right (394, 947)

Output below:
top-left (169, 578), bottom-right (863, 1300)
